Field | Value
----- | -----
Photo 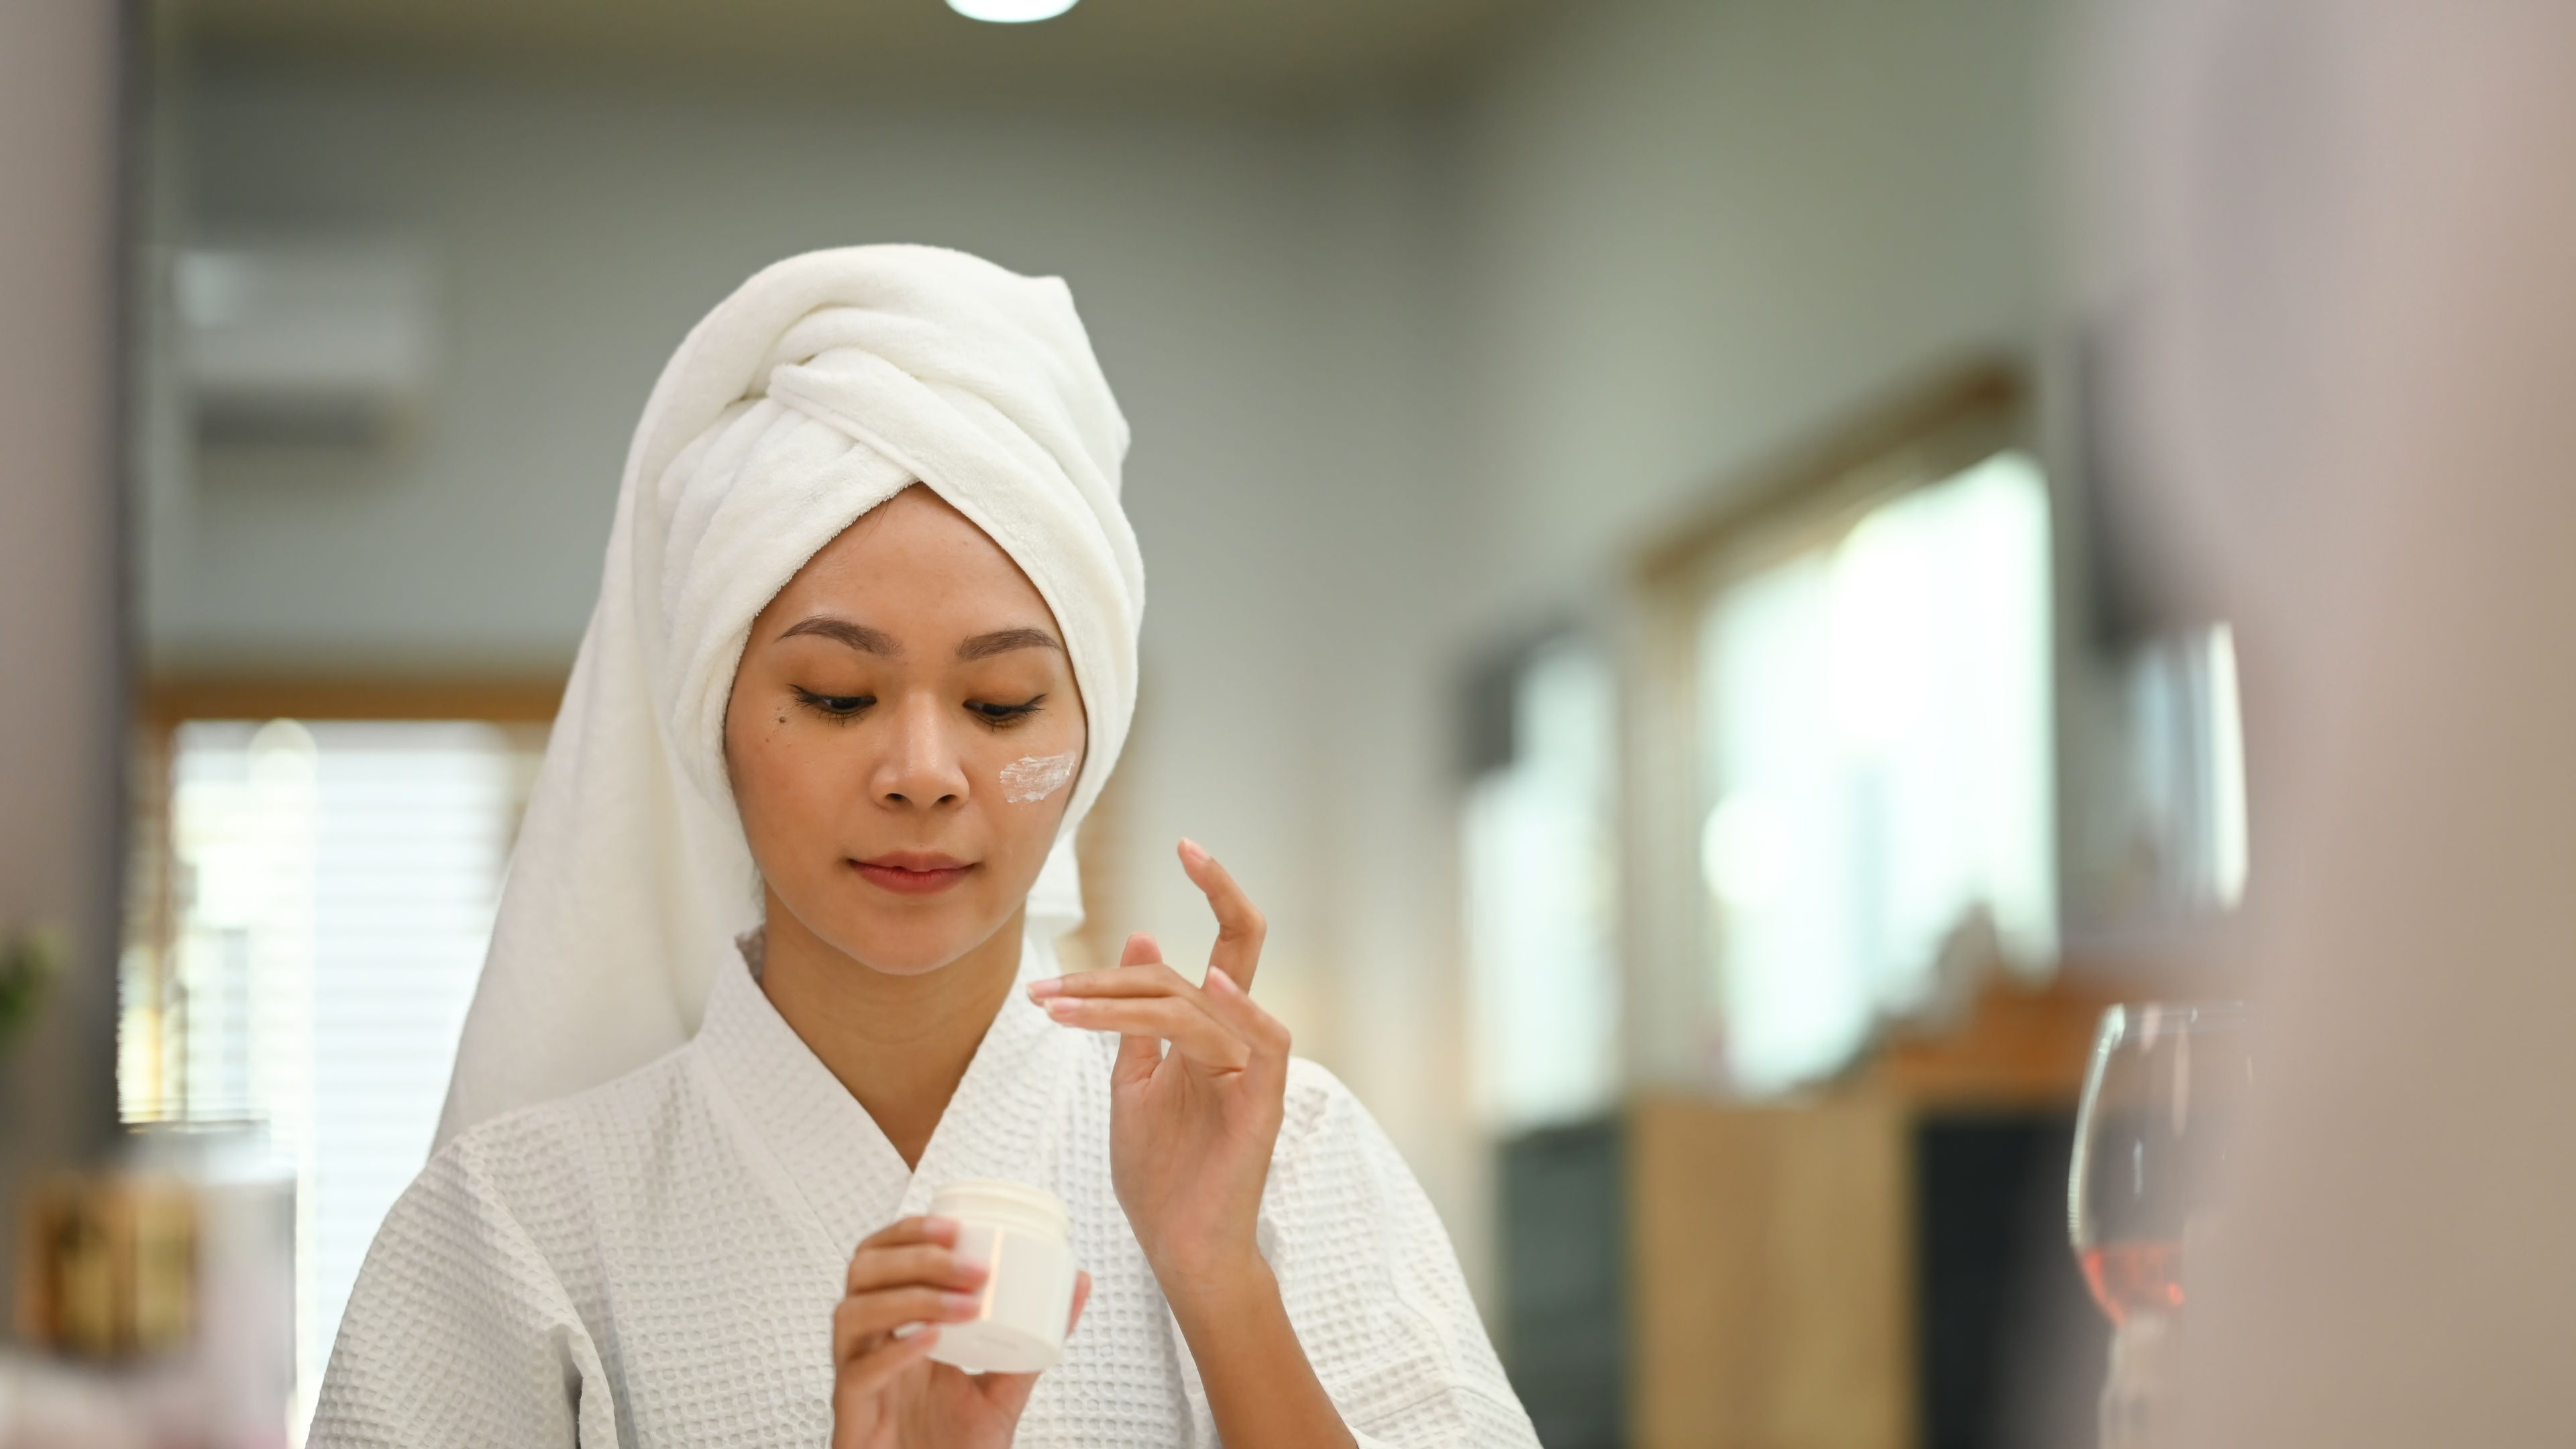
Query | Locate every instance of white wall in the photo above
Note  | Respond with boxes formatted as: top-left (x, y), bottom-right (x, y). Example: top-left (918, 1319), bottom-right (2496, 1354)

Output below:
top-left (1452, 0), bottom-right (2051, 611)
top-left (161, 64), bottom-right (1356, 672)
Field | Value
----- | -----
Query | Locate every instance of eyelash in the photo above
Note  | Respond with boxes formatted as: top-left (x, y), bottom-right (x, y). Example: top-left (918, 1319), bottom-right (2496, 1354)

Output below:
top-left (970, 694), bottom-right (1046, 729)
top-left (792, 687), bottom-right (873, 724)
top-left (790, 688), bottom-right (1044, 729)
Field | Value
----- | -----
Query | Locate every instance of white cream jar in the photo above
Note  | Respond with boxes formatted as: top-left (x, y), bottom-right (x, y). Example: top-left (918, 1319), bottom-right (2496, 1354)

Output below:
top-left (925, 1179), bottom-right (1077, 1374)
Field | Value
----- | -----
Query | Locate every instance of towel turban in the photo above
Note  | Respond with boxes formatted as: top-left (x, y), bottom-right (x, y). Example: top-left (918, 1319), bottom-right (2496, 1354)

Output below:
top-left (437, 246), bottom-right (1144, 1146)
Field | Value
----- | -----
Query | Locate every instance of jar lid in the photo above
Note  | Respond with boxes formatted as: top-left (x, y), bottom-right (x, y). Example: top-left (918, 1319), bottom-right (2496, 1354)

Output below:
top-left (927, 1178), bottom-right (1070, 1244)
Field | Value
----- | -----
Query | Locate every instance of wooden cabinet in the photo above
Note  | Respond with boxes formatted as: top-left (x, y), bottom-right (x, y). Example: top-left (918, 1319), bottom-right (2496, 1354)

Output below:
top-left (1502, 977), bottom-right (2116, 1448)
top-left (1631, 1094), bottom-right (1915, 1449)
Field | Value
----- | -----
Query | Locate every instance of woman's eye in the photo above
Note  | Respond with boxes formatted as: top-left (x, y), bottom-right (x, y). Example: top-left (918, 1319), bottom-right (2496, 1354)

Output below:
top-left (793, 688), bottom-right (874, 719)
top-left (969, 694), bottom-right (1045, 726)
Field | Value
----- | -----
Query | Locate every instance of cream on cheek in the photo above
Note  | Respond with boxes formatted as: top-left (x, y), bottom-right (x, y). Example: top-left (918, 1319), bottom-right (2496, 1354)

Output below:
top-left (999, 751), bottom-right (1079, 804)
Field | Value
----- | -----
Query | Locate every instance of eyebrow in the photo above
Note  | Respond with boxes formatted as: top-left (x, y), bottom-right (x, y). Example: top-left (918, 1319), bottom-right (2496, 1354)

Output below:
top-left (778, 617), bottom-right (899, 655)
top-left (957, 627), bottom-right (1064, 661)
top-left (775, 618), bottom-right (1063, 661)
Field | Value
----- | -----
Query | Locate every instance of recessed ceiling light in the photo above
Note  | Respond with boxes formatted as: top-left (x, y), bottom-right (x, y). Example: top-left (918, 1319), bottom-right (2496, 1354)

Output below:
top-left (947, 0), bottom-right (1079, 21)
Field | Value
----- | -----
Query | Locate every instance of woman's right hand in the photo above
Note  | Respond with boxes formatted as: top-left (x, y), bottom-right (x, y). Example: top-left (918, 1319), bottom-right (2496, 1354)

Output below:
top-left (830, 1216), bottom-right (1089, 1449)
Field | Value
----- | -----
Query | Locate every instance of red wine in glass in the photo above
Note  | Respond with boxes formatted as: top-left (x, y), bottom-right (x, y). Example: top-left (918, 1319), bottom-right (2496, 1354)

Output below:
top-left (2068, 1002), bottom-right (2247, 1319)
top-left (2078, 1239), bottom-right (2185, 1327)
top-left (2068, 1003), bottom-right (2249, 1448)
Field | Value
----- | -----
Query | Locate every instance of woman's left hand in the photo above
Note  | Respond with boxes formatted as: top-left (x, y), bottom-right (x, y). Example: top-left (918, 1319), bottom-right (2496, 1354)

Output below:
top-left (1028, 838), bottom-right (1288, 1298)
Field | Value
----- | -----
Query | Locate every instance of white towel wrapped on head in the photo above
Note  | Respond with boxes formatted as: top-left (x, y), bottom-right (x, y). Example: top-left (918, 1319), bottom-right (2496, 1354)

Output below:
top-left (436, 245), bottom-right (1145, 1148)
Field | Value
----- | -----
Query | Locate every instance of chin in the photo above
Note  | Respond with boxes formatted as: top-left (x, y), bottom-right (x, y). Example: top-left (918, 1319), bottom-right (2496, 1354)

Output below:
top-left (835, 909), bottom-right (1009, 977)
top-left (850, 945), bottom-right (969, 977)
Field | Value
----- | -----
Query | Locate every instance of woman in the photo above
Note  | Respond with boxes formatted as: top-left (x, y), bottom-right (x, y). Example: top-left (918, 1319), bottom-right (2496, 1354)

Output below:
top-left (312, 246), bottom-right (1534, 1448)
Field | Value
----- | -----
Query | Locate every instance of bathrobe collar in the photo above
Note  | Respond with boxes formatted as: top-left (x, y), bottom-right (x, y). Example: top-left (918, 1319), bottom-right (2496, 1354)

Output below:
top-left (694, 932), bottom-right (1081, 1253)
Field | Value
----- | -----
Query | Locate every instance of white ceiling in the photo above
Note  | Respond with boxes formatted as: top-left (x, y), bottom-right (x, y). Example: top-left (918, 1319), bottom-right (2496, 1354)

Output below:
top-left (174, 0), bottom-right (1546, 105)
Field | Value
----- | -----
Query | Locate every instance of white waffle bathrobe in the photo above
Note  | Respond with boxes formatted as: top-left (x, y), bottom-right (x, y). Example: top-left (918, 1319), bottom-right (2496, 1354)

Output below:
top-left (310, 938), bottom-right (1537, 1448)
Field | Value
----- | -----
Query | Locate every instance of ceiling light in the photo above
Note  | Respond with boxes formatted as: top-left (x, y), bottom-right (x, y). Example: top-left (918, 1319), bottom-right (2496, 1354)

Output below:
top-left (947, 0), bottom-right (1079, 21)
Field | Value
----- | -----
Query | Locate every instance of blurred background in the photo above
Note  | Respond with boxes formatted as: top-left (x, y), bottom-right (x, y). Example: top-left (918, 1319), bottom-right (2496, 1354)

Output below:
top-left (4, 0), bottom-right (2269, 1444)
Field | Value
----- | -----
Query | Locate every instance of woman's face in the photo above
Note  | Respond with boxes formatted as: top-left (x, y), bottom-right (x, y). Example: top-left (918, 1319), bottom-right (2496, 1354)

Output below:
top-left (724, 484), bottom-right (1086, 977)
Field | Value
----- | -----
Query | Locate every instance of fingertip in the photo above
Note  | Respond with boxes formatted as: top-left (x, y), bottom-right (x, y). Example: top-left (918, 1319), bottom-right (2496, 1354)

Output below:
top-left (1178, 837), bottom-right (1207, 863)
top-left (1119, 930), bottom-right (1162, 966)
top-left (921, 1215), bottom-right (959, 1245)
top-left (1204, 964), bottom-right (1240, 996)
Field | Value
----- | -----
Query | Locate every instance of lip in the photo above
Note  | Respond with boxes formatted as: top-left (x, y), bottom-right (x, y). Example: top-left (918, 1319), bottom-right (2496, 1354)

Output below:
top-left (852, 853), bottom-right (977, 896)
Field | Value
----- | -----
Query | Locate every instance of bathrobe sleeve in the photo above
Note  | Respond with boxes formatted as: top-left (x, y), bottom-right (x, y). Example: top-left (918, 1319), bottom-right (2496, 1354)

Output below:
top-left (1263, 1061), bottom-right (1541, 1448)
top-left (309, 1132), bottom-right (619, 1449)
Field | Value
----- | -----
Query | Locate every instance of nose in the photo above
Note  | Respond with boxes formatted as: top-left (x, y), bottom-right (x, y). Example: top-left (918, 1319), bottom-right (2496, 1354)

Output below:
top-left (871, 691), bottom-right (969, 810)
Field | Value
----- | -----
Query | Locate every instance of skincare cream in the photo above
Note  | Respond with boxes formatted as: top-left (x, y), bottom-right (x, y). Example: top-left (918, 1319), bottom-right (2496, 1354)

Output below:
top-left (1000, 751), bottom-right (1078, 803)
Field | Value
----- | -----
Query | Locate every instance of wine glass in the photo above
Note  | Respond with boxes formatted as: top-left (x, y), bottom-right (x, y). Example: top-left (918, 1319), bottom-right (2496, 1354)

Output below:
top-left (2068, 1002), bottom-right (2251, 1447)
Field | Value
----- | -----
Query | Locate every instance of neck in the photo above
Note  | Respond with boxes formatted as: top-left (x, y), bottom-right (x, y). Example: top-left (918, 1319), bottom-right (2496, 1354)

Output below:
top-left (756, 892), bottom-right (1026, 1171)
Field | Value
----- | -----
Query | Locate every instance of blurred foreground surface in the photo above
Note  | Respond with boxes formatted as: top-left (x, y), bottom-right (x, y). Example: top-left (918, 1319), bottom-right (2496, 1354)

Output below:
top-left (2096, 2), bottom-right (2576, 1445)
